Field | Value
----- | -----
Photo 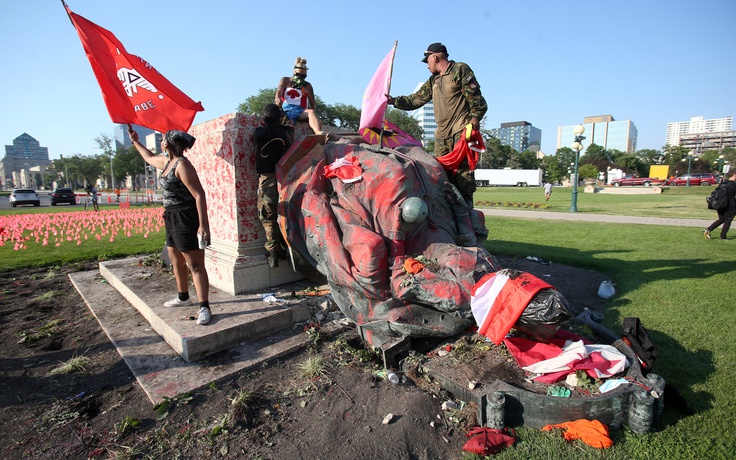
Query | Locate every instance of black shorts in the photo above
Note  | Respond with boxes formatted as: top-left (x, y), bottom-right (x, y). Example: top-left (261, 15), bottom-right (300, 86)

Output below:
top-left (163, 202), bottom-right (199, 251)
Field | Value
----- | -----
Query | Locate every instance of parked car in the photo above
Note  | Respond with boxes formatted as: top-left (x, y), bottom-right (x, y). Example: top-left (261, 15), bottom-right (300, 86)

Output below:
top-left (611, 176), bottom-right (661, 187)
top-left (664, 173), bottom-right (717, 186)
top-left (9, 188), bottom-right (40, 207)
top-left (51, 187), bottom-right (77, 205)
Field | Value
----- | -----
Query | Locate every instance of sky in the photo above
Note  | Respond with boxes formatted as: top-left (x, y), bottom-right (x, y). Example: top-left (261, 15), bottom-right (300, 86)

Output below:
top-left (1, 0), bottom-right (735, 161)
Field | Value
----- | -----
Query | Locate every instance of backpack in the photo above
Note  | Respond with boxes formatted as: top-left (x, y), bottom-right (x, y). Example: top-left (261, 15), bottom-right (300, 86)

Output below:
top-left (622, 317), bottom-right (658, 371)
top-left (707, 183), bottom-right (730, 210)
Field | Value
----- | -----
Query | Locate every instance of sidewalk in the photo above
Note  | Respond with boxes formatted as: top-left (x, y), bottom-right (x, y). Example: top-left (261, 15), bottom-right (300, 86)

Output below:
top-left (478, 208), bottom-right (712, 228)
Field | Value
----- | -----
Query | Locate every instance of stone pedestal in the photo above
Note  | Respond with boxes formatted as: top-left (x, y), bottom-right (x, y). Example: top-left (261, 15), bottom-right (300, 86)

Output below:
top-left (186, 112), bottom-right (305, 295)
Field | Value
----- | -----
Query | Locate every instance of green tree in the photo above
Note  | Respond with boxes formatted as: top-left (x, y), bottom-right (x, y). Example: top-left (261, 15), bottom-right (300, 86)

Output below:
top-left (115, 146), bottom-right (146, 190)
top-left (517, 150), bottom-right (540, 170)
top-left (236, 88), bottom-right (277, 115)
top-left (329, 103), bottom-right (361, 131)
top-left (578, 164), bottom-right (600, 182)
top-left (385, 108), bottom-right (423, 140)
top-left (94, 134), bottom-right (116, 188)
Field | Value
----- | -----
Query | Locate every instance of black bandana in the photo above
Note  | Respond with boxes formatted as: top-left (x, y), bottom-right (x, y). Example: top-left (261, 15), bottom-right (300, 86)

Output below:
top-left (165, 130), bottom-right (196, 149)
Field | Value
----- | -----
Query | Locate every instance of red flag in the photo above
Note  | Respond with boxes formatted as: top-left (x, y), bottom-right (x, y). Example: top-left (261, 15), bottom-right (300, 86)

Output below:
top-left (64, 2), bottom-right (204, 133)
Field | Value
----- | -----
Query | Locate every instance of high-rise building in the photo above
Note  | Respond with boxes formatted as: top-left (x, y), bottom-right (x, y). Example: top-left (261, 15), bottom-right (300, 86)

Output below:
top-left (665, 116), bottom-right (733, 148)
top-left (1, 133), bottom-right (52, 185)
top-left (408, 82), bottom-right (436, 146)
top-left (487, 121), bottom-right (541, 152)
top-left (115, 124), bottom-right (155, 151)
top-left (557, 115), bottom-right (638, 154)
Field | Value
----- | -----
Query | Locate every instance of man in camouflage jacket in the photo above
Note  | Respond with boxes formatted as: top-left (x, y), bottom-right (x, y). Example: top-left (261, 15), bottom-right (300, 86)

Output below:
top-left (388, 43), bottom-right (487, 206)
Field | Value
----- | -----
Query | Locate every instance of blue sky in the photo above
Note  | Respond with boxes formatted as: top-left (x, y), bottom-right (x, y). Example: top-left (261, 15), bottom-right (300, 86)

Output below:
top-left (1, 0), bottom-right (734, 160)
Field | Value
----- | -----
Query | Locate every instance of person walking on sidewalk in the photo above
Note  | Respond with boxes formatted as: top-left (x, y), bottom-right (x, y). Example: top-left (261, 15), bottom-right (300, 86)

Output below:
top-left (127, 125), bottom-right (213, 325)
top-left (704, 170), bottom-right (736, 240)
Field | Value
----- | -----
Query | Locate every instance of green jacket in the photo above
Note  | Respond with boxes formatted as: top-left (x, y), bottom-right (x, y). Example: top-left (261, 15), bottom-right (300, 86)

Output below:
top-left (393, 61), bottom-right (487, 139)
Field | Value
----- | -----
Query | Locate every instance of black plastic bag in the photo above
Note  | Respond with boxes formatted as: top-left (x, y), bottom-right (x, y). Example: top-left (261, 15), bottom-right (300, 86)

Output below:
top-left (515, 288), bottom-right (571, 342)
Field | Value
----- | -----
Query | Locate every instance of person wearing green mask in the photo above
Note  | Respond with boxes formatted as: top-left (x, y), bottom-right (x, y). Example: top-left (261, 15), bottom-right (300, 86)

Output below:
top-left (276, 57), bottom-right (325, 136)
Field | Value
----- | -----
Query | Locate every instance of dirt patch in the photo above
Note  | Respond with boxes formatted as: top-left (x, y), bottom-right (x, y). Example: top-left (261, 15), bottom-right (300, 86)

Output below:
top-left (0, 255), bottom-right (611, 459)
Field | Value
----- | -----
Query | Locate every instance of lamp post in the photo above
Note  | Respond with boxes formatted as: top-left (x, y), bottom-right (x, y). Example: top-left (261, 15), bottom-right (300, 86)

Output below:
top-left (715, 155), bottom-right (726, 174)
top-left (682, 151), bottom-right (697, 187)
top-left (570, 124), bottom-right (585, 212)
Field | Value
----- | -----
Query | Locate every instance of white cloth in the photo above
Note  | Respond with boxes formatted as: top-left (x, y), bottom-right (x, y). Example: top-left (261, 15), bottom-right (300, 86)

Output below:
top-left (522, 340), bottom-right (629, 379)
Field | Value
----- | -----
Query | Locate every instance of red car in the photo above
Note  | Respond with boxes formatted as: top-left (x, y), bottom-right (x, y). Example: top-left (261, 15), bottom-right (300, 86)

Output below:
top-left (611, 176), bottom-right (661, 187)
top-left (664, 173), bottom-right (717, 186)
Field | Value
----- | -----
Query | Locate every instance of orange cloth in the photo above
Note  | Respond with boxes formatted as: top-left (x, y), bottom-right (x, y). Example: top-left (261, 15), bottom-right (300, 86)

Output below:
top-left (542, 419), bottom-right (613, 449)
top-left (403, 257), bottom-right (425, 274)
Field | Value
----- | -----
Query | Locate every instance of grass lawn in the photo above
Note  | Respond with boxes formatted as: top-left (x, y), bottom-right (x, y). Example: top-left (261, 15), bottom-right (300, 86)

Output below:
top-left (483, 216), bottom-right (734, 459)
top-left (474, 185), bottom-right (716, 220)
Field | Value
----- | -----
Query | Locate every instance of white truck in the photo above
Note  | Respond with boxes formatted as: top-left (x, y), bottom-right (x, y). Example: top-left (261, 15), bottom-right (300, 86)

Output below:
top-left (474, 169), bottom-right (543, 187)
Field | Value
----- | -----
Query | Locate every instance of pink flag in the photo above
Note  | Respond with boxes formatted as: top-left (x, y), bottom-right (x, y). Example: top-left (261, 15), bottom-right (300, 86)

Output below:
top-left (359, 44), bottom-right (396, 131)
top-left (64, 2), bottom-right (204, 133)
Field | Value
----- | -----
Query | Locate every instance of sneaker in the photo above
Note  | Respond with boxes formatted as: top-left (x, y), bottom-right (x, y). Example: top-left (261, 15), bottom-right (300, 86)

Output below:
top-left (164, 296), bottom-right (193, 307)
top-left (703, 229), bottom-right (711, 239)
top-left (196, 307), bottom-right (211, 325)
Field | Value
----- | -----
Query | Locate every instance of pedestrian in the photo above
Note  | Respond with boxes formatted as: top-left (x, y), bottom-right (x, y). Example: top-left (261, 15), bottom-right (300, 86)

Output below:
top-left (704, 170), bottom-right (736, 240)
top-left (544, 182), bottom-right (553, 201)
top-left (127, 124), bottom-right (213, 325)
top-left (87, 184), bottom-right (99, 211)
top-left (387, 42), bottom-right (487, 207)
top-left (276, 57), bottom-right (327, 138)
top-left (254, 104), bottom-right (293, 267)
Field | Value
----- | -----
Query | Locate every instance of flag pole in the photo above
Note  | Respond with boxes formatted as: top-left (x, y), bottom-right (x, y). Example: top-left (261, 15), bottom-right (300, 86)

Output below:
top-left (378, 40), bottom-right (398, 148)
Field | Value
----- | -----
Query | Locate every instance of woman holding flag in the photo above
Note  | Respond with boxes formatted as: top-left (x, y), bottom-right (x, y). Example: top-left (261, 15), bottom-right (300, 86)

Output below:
top-left (127, 125), bottom-right (212, 326)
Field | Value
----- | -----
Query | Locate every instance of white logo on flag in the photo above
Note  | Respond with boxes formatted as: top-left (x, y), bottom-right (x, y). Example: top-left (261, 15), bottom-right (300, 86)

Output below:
top-left (117, 67), bottom-right (158, 97)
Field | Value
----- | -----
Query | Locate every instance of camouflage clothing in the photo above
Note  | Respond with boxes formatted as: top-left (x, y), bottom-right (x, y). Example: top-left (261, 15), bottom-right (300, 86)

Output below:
top-left (257, 173), bottom-right (285, 254)
top-left (392, 61), bottom-right (487, 140)
top-left (393, 60), bottom-right (485, 204)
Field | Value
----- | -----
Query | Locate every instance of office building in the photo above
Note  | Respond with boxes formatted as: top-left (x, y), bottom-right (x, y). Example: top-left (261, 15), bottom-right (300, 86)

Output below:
top-left (665, 116), bottom-right (733, 149)
top-left (1, 133), bottom-right (52, 186)
top-left (115, 124), bottom-right (155, 151)
top-left (409, 83), bottom-right (436, 146)
top-left (557, 115), bottom-right (638, 154)
top-left (487, 121), bottom-right (541, 152)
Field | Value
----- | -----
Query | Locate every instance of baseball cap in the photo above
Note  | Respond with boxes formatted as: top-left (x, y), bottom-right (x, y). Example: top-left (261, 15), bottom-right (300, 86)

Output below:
top-left (421, 43), bottom-right (447, 63)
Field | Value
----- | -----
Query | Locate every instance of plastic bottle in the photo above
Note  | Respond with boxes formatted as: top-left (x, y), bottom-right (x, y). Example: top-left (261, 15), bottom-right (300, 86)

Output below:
top-left (387, 371), bottom-right (400, 385)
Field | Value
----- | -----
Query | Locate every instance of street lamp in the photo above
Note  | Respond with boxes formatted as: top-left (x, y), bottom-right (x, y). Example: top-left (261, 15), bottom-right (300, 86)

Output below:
top-left (682, 151), bottom-right (698, 187)
top-left (570, 124), bottom-right (585, 212)
top-left (715, 155), bottom-right (726, 174)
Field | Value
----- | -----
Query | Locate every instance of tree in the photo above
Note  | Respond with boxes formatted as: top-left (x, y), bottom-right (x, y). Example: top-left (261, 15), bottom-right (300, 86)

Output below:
top-left (578, 164), bottom-right (600, 182)
top-left (329, 103), bottom-right (361, 131)
top-left (115, 146), bottom-right (146, 190)
top-left (236, 88), bottom-right (277, 115)
top-left (517, 150), bottom-right (540, 170)
top-left (385, 108), bottom-right (423, 140)
top-left (94, 134), bottom-right (116, 188)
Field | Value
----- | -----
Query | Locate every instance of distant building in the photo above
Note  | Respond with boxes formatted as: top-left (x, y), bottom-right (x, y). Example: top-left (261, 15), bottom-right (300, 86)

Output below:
top-left (487, 121), bottom-right (541, 152)
top-left (1, 133), bottom-right (52, 187)
top-left (409, 83), bottom-right (436, 146)
top-left (679, 131), bottom-right (736, 154)
top-left (114, 124), bottom-right (155, 151)
top-left (557, 115), bottom-right (638, 154)
top-left (665, 116), bottom-right (732, 148)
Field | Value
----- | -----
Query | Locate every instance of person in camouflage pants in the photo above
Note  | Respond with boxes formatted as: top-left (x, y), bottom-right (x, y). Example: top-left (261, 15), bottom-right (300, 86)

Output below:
top-left (388, 43), bottom-right (487, 207)
top-left (254, 104), bottom-right (293, 267)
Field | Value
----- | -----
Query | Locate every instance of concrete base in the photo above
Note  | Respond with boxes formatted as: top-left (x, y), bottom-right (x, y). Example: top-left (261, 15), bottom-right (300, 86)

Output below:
top-left (70, 268), bottom-right (321, 404)
top-left (98, 257), bottom-right (311, 362)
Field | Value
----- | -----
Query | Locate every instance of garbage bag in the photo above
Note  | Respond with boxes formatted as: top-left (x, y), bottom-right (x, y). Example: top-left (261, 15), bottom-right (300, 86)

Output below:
top-left (515, 288), bottom-right (571, 342)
